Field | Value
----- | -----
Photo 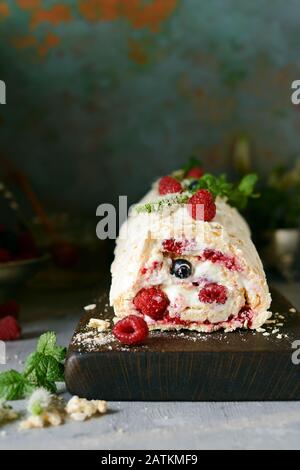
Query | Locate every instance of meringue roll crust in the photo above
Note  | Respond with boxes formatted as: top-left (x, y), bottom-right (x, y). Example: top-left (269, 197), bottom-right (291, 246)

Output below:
top-left (110, 184), bottom-right (271, 333)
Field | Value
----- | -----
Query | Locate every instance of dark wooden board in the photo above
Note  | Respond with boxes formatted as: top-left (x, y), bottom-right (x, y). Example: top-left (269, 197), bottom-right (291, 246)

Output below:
top-left (65, 287), bottom-right (300, 401)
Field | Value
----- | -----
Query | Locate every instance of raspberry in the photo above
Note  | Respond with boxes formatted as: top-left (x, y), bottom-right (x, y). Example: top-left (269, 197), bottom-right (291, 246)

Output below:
top-left (158, 176), bottom-right (182, 195)
top-left (0, 300), bottom-right (20, 319)
top-left (133, 286), bottom-right (169, 320)
top-left (237, 305), bottom-right (254, 327)
top-left (0, 248), bottom-right (12, 263)
top-left (0, 315), bottom-right (21, 341)
top-left (199, 282), bottom-right (228, 304)
top-left (188, 189), bottom-right (216, 221)
top-left (186, 167), bottom-right (204, 178)
top-left (202, 248), bottom-right (241, 271)
top-left (113, 315), bottom-right (149, 345)
top-left (162, 239), bottom-right (186, 255)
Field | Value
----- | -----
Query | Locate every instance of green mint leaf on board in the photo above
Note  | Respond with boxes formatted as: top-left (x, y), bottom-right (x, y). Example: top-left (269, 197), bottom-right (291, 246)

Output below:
top-left (0, 370), bottom-right (33, 401)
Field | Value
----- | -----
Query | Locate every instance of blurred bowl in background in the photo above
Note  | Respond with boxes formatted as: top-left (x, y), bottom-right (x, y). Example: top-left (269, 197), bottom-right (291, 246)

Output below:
top-left (261, 229), bottom-right (300, 281)
top-left (0, 254), bottom-right (50, 303)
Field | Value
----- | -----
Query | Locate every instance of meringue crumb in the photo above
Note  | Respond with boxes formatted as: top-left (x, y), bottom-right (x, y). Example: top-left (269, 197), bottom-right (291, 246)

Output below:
top-left (276, 334), bottom-right (283, 339)
top-left (84, 304), bottom-right (97, 311)
top-left (272, 328), bottom-right (279, 335)
top-left (0, 400), bottom-right (18, 425)
top-left (289, 308), bottom-right (296, 313)
top-left (65, 396), bottom-right (107, 422)
top-left (278, 315), bottom-right (285, 320)
top-left (19, 389), bottom-right (65, 430)
top-left (88, 318), bottom-right (110, 331)
top-left (20, 411), bottom-right (64, 430)
top-left (256, 327), bottom-right (266, 333)
top-left (277, 323), bottom-right (284, 327)
top-left (263, 332), bottom-right (270, 336)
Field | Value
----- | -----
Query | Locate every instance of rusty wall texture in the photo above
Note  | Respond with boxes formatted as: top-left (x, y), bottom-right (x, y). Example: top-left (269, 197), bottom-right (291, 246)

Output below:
top-left (0, 0), bottom-right (300, 213)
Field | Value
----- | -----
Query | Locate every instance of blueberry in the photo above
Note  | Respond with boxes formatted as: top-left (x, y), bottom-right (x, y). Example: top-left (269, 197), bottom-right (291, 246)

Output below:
top-left (171, 259), bottom-right (192, 279)
top-left (188, 180), bottom-right (199, 191)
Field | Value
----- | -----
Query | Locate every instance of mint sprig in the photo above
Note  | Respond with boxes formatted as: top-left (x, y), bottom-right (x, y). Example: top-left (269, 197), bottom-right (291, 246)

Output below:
top-left (36, 331), bottom-right (66, 362)
top-left (0, 371), bottom-right (34, 401)
top-left (189, 173), bottom-right (233, 198)
top-left (136, 173), bottom-right (258, 214)
top-left (0, 332), bottom-right (66, 400)
top-left (187, 173), bottom-right (259, 209)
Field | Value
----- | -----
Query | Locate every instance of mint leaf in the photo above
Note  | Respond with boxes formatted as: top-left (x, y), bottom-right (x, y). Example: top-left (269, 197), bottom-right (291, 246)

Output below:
top-left (228, 174), bottom-right (259, 209)
top-left (36, 355), bottom-right (62, 383)
top-left (238, 174), bottom-right (258, 196)
top-left (37, 332), bottom-right (56, 354)
top-left (188, 173), bottom-right (258, 209)
top-left (25, 352), bottom-right (64, 391)
top-left (0, 332), bottom-right (66, 400)
top-left (37, 332), bottom-right (66, 362)
top-left (23, 352), bottom-right (37, 382)
top-left (189, 173), bottom-right (233, 199)
top-left (0, 370), bottom-right (33, 400)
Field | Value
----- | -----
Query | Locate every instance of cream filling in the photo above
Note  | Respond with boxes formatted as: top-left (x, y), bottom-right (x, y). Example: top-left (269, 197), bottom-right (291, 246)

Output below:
top-left (138, 244), bottom-right (247, 324)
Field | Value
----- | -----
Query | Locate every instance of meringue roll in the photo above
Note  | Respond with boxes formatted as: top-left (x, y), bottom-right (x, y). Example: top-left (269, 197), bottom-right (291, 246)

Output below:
top-left (110, 185), bottom-right (271, 333)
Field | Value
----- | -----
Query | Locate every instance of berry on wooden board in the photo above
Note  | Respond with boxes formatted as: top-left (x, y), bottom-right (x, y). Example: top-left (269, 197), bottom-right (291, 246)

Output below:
top-left (113, 315), bottom-right (149, 345)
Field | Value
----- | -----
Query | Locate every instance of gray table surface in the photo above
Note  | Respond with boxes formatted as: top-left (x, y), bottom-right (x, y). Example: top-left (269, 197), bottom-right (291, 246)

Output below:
top-left (1, 280), bottom-right (300, 450)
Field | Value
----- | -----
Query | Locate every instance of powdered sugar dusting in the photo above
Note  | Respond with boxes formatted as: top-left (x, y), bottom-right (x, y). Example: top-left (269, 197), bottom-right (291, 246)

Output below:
top-left (72, 330), bottom-right (115, 351)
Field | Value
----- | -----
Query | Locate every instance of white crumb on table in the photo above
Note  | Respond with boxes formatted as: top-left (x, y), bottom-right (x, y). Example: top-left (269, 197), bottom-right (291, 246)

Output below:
top-left (66, 396), bottom-right (107, 422)
top-left (84, 304), bottom-right (97, 311)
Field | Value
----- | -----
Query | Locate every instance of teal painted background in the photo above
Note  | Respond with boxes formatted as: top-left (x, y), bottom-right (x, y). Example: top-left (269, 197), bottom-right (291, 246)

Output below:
top-left (0, 0), bottom-right (300, 213)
